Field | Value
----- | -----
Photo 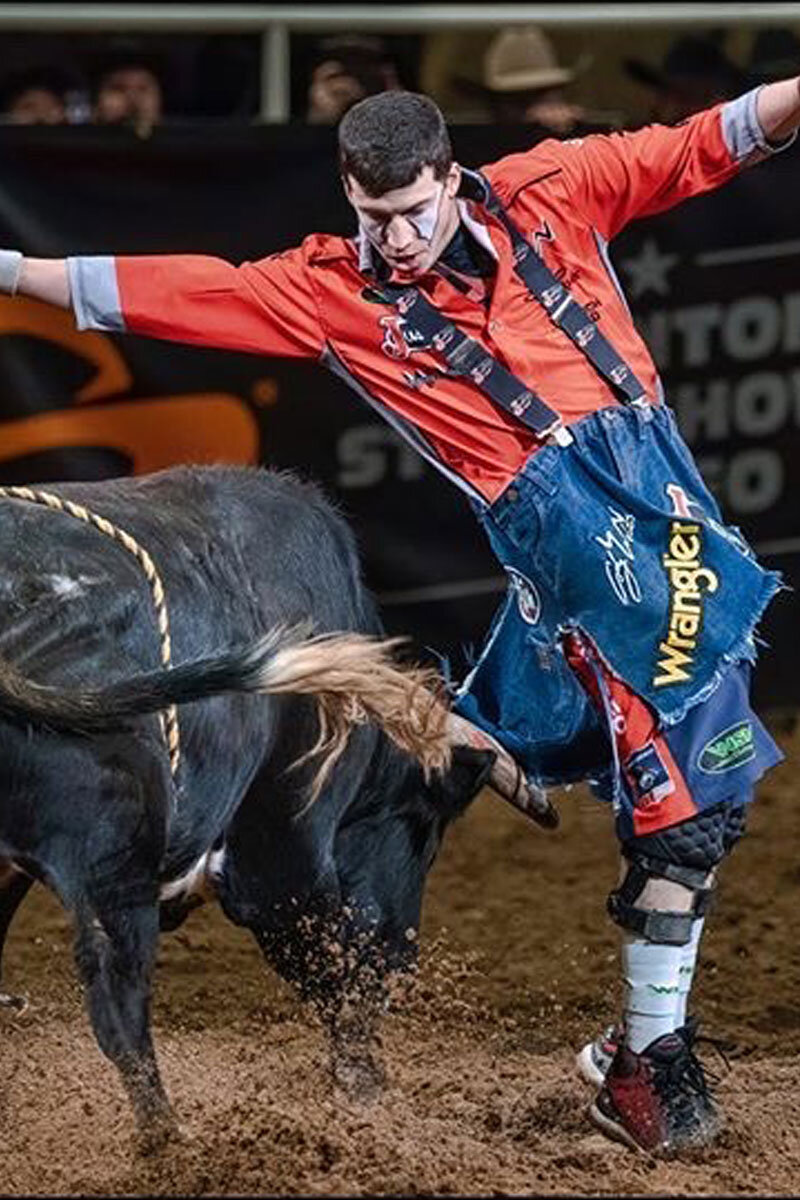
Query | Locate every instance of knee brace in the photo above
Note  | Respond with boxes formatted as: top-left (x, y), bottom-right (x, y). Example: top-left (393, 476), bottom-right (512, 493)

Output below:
top-left (608, 800), bottom-right (747, 945)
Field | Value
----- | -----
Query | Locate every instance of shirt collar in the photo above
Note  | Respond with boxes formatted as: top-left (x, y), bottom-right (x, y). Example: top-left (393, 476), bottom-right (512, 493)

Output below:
top-left (356, 166), bottom-right (497, 279)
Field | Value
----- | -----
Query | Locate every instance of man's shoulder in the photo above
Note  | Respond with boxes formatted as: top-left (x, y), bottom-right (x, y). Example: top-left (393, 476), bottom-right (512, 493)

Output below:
top-left (253, 233), bottom-right (355, 272)
top-left (251, 234), bottom-right (358, 288)
top-left (301, 232), bottom-right (358, 268)
top-left (481, 137), bottom-right (576, 201)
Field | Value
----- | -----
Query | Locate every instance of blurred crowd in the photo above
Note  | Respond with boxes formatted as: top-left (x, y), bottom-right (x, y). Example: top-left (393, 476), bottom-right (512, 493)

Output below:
top-left (0, 24), bottom-right (798, 137)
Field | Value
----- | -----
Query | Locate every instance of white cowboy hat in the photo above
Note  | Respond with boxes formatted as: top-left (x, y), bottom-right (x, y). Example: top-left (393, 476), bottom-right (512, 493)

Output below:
top-left (478, 26), bottom-right (589, 93)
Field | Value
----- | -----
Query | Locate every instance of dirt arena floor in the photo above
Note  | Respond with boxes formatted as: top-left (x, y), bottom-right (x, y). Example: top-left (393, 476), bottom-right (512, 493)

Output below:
top-left (2, 720), bottom-right (799, 1197)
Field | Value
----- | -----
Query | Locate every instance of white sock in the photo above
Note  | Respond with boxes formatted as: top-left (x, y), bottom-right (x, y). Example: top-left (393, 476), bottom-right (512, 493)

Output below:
top-left (622, 934), bottom-right (683, 1053)
top-left (675, 918), bottom-right (705, 1026)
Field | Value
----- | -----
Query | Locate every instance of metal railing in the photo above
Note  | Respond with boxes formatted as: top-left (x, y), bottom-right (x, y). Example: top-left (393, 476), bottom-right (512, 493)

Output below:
top-left (1, 3), bottom-right (799, 120)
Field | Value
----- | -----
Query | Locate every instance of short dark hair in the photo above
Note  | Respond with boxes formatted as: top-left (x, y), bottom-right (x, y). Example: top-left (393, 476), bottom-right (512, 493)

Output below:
top-left (0, 65), bottom-right (73, 110)
top-left (338, 91), bottom-right (452, 197)
top-left (89, 47), bottom-right (166, 102)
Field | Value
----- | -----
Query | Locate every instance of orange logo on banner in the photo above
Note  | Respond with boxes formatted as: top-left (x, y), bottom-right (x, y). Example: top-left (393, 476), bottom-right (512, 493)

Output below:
top-left (0, 297), bottom-right (263, 474)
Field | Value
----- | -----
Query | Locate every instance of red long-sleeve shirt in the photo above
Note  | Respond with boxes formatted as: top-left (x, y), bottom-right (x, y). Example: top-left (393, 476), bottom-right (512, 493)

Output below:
top-left (67, 88), bottom-right (789, 503)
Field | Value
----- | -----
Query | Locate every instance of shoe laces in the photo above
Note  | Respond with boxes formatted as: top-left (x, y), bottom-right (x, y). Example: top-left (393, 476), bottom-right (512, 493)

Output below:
top-left (687, 1025), bottom-right (733, 1089)
top-left (652, 1023), bottom-right (727, 1107)
top-left (652, 1045), bottom-right (711, 1107)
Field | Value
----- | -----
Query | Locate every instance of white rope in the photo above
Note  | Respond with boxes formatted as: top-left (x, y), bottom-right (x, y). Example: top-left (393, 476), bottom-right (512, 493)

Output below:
top-left (0, 485), bottom-right (181, 779)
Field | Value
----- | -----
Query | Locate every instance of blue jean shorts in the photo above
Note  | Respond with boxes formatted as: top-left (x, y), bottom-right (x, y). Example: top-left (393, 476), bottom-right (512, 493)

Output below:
top-left (453, 403), bottom-right (784, 839)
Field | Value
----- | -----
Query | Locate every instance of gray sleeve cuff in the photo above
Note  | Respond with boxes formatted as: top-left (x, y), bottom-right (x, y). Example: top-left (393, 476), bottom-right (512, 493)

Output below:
top-left (0, 250), bottom-right (22, 294)
top-left (66, 255), bottom-right (125, 331)
top-left (722, 85), bottom-right (798, 161)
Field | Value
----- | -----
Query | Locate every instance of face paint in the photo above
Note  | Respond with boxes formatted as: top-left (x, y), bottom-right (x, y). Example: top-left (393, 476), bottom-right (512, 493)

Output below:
top-left (357, 181), bottom-right (445, 246)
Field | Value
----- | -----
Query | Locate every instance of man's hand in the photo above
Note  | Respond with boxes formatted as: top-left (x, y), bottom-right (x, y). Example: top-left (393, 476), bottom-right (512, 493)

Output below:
top-left (0, 255), bottom-right (70, 307)
top-left (756, 76), bottom-right (800, 144)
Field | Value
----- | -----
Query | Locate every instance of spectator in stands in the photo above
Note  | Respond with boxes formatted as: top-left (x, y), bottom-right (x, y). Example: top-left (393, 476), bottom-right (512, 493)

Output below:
top-left (452, 26), bottom-right (619, 136)
top-left (0, 65), bottom-right (72, 125)
top-left (625, 33), bottom-right (746, 124)
top-left (90, 49), bottom-right (165, 136)
top-left (305, 34), bottom-right (400, 125)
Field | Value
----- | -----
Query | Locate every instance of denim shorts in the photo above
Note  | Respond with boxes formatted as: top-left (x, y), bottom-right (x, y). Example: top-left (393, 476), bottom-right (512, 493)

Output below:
top-left (453, 403), bottom-right (784, 837)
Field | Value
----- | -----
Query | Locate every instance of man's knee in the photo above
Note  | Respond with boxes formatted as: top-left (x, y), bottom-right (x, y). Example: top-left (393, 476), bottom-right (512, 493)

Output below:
top-left (623, 799), bottom-right (748, 870)
top-left (608, 800), bottom-right (748, 945)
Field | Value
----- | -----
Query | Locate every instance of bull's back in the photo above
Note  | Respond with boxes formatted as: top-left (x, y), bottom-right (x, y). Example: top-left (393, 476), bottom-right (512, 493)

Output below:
top-left (0, 465), bottom-right (378, 682)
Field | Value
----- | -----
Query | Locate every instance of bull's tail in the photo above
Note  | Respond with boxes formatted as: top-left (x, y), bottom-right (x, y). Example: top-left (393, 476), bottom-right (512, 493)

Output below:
top-left (0, 626), bottom-right (452, 797)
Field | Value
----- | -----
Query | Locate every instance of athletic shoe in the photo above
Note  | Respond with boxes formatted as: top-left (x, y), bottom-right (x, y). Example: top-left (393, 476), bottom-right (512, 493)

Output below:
top-left (575, 1023), bottom-right (623, 1088)
top-left (589, 1021), bottom-right (721, 1155)
top-left (576, 1015), bottom-right (700, 1087)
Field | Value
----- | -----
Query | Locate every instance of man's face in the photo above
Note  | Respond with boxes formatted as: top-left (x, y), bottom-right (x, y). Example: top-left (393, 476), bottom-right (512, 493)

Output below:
top-left (344, 163), bottom-right (461, 280)
top-left (7, 87), bottom-right (65, 125)
top-left (522, 88), bottom-right (585, 134)
top-left (95, 67), bottom-right (162, 129)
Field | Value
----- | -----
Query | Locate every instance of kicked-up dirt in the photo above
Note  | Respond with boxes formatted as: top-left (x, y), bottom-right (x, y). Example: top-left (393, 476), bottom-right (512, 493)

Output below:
top-left (1, 719), bottom-right (799, 1196)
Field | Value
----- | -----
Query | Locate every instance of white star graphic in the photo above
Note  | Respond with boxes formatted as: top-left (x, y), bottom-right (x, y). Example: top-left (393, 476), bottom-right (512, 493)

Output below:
top-left (619, 238), bottom-right (679, 299)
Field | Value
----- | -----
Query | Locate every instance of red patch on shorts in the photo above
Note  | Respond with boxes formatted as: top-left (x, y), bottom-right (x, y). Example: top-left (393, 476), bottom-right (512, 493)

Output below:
top-left (563, 630), bottom-right (698, 836)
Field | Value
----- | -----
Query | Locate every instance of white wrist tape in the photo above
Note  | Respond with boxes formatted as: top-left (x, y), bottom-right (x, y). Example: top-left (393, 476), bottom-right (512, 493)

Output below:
top-left (0, 250), bottom-right (23, 295)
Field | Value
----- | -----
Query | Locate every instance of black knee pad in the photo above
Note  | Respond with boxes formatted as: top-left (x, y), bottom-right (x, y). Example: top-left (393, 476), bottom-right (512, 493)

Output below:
top-left (608, 801), bottom-right (746, 945)
top-left (722, 803), bottom-right (748, 854)
top-left (621, 799), bottom-right (748, 872)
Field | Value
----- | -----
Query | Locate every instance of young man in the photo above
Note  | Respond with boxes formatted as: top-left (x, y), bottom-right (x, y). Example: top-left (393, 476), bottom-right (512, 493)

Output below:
top-left (1, 78), bottom-right (797, 1155)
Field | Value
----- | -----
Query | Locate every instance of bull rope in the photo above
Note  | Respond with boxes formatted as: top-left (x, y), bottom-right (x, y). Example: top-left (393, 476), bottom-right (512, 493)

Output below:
top-left (0, 485), bottom-right (181, 779)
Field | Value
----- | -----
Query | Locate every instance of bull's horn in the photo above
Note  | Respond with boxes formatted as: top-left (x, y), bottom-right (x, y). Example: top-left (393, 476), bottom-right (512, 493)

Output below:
top-left (446, 712), bottom-right (559, 830)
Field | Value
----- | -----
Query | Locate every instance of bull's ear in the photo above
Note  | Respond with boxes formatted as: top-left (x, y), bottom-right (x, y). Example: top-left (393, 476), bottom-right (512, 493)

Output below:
top-left (430, 745), bottom-right (496, 818)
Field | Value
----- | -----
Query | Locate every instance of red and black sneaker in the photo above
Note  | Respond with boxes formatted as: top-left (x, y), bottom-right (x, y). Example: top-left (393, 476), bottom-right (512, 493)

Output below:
top-left (589, 1021), bottom-right (721, 1155)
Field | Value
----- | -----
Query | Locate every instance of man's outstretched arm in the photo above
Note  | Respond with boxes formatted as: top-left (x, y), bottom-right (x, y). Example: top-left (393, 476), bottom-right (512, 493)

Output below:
top-left (0, 247), bottom-right (326, 360)
top-left (542, 76), bottom-right (800, 243)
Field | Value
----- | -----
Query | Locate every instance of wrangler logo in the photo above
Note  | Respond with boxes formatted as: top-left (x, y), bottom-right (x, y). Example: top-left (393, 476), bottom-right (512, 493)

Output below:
top-left (653, 521), bottom-right (719, 688)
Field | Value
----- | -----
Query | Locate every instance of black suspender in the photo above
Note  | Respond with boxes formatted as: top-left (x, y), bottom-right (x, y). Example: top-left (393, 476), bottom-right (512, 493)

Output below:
top-left (479, 175), bottom-right (649, 409)
top-left (376, 172), bottom-right (649, 445)
top-left (388, 287), bottom-right (566, 442)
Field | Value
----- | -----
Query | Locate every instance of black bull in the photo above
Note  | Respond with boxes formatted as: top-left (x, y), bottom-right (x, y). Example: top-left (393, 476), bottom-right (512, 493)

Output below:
top-left (0, 464), bottom-right (502, 1148)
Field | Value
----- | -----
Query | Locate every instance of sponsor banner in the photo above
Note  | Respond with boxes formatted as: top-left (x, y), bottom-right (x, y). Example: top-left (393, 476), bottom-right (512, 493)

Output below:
top-left (0, 124), bottom-right (795, 706)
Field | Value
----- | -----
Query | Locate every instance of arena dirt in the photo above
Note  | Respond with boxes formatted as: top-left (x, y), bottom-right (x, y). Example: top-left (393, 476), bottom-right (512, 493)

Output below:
top-left (2, 721), bottom-right (799, 1196)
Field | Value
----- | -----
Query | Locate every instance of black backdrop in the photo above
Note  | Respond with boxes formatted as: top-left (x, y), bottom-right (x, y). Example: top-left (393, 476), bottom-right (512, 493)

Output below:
top-left (0, 122), bottom-right (797, 707)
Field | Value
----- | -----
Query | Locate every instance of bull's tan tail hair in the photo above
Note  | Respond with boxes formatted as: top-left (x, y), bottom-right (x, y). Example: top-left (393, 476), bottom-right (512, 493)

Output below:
top-left (241, 627), bottom-right (452, 802)
top-left (0, 624), bottom-right (453, 804)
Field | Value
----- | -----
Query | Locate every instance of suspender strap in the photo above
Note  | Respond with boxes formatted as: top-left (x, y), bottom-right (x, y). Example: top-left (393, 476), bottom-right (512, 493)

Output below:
top-left (478, 174), bottom-right (650, 408)
top-left (373, 174), bottom-right (650, 441)
top-left (385, 286), bottom-right (565, 442)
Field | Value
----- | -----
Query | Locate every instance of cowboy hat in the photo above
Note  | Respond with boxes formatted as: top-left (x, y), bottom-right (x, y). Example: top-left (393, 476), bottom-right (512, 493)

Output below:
top-left (458, 26), bottom-right (590, 95)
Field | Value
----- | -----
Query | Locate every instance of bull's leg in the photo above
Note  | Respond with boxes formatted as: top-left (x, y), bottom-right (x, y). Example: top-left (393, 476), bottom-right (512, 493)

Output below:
top-left (73, 901), bottom-right (175, 1151)
top-left (223, 725), bottom-right (401, 1106)
top-left (317, 906), bottom-right (395, 1103)
top-left (253, 909), bottom-right (387, 1104)
top-left (324, 968), bottom-right (388, 1105)
top-left (0, 863), bottom-right (33, 1010)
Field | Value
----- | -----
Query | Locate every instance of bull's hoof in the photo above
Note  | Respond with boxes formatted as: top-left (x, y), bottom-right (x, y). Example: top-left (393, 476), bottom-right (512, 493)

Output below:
top-left (332, 1050), bottom-right (387, 1105)
top-left (0, 990), bottom-right (28, 1014)
top-left (135, 1113), bottom-right (180, 1156)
